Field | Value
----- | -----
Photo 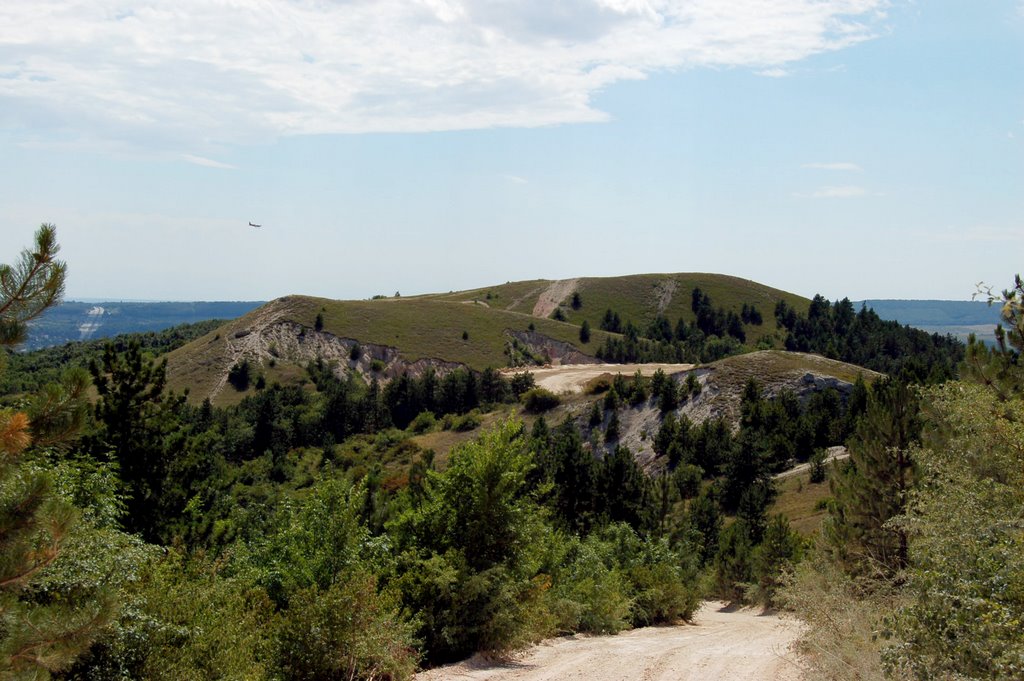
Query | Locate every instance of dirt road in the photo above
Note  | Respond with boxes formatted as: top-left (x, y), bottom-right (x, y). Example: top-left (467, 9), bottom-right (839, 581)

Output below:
top-left (415, 602), bottom-right (805, 681)
top-left (508, 363), bottom-right (694, 395)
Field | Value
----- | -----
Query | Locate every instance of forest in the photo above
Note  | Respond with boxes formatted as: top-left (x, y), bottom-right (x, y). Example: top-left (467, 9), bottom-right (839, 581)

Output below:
top-left (3, 226), bottom-right (1021, 681)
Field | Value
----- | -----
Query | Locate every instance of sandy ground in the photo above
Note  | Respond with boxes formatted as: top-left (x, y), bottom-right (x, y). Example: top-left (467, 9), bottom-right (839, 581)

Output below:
top-left (532, 279), bottom-right (579, 318)
top-left (415, 601), bottom-right (805, 681)
top-left (508, 363), bottom-right (694, 394)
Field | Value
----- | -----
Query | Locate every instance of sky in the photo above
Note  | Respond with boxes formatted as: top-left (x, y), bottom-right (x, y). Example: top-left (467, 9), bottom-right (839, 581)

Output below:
top-left (1, 0), bottom-right (1021, 302)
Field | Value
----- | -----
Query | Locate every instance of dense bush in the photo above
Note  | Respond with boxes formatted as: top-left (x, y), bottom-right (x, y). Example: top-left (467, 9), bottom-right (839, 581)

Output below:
top-left (521, 388), bottom-right (560, 413)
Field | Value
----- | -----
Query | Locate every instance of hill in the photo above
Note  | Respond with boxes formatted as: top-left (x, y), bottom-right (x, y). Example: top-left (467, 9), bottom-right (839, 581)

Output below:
top-left (165, 274), bottom-right (810, 405)
top-left (436, 273), bottom-right (806, 347)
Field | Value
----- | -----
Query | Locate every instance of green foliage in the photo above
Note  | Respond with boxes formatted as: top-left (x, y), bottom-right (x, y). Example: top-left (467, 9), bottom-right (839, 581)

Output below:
top-left (275, 572), bottom-right (416, 681)
top-left (89, 340), bottom-right (181, 540)
top-left (0, 224), bottom-right (66, 348)
top-left (546, 534), bottom-right (632, 634)
top-left (712, 521), bottom-right (753, 603)
top-left (1, 319), bottom-right (221, 397)
top-left (785, 277), bottom-right (1023, 680)
top-left (0, 226), bottom-right (115, 677)
top-left (826, 379), bottom-right (919, 575)
top-left (964, 274), bottom-right (1024, 400)
top-left (748, 515), bottom-right (803, 607)
top-left (808, 449), bottom-right (827, 483)
top-left (579, 319), bottom-right (591, 344)
top-left (521, 388), bottom-right (560, 413)
top-left (885, 381), bottom-right (1024, 679)
top-left (391, 420), bottom-right (547, 662)
top-left (228, 358), bottom-right (253, 391)
top-left (71, 549), bottom-right (272, 681)
top-left (409, 410), bottom-right (436, 434)
top-left (775, 296), bottom-right (962, 383)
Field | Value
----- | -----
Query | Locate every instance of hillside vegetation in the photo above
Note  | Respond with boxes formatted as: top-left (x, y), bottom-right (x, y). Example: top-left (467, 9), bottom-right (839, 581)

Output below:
top-left (2, 227), bottom-right (979, 681)
top-left (164, 273), bottom-right (809, 405)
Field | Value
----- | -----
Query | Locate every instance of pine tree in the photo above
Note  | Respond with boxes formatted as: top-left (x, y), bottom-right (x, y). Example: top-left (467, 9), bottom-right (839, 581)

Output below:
top-left (579, 319), bottom-right (591, 344)
top-left (826, 379), bottom-right (919, 574)
top-left (89, 340), bottom-right (177, 538)
top-left (0, 225), bottom-right (65, 348)
top-left (1, 226), bottom-right (110, 675)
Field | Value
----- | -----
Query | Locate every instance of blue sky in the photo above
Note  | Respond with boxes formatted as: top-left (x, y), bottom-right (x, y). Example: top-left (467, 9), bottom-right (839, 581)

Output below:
top-left (1, 0), bottom-right (1021, 301)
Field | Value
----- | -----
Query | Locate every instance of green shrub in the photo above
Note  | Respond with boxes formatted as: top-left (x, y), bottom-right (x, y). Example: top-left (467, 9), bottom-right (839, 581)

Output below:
top-left (546, 535), bottom-right (631, 635)
top-left (452, 410), bottom-right (482, 432)
top-left (522, 388), bottom-right (560, 413)
top-left (69, 550), bottom-right (273, 681)
top-left (808, 449), bottom-right (827, 483)
top-left (275, 573), bottom-right (417, 681)
top-left (409, 410), bottom-right (436, 434)
top-left (390, 420), bottom-right (549, 663)
top-left (370, 359), bottom-right (386, 373)
top-left (228, 359), bottom-right (252, 391)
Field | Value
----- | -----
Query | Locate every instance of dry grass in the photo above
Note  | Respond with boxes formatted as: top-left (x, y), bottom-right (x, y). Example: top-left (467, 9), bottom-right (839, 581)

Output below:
top-left (780, 551), bottom-right (901, 681)
top-left (711, 350), bottom-right (883, 387)
top-left (771, 468), bottom-right (832, 536)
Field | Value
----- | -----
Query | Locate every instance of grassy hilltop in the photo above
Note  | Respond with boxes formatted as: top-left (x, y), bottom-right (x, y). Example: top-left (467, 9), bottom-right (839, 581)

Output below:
top-left (165, 273), bottom-right (809, 404)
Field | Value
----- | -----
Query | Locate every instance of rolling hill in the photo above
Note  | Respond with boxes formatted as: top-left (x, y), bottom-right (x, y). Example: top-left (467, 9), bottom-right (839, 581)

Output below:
top-left (165, 273), bottom-right (811, 405)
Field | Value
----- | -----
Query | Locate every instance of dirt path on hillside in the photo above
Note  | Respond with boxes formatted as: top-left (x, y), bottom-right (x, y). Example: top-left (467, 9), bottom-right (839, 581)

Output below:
top-left (655, 277), bottom-right (678, 314)
top-left (532, 279), bottom-right (579, 318)
top-left (508, 363), bottom-right (694, 394)
top-left (415, 601), bottom-right (805, 681)
top-left (774, 446), bottom-right (849, 480)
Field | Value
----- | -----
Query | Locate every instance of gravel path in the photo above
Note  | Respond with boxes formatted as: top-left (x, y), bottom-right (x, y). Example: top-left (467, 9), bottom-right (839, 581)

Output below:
top-left (415, 602), bottom-right (805, 681)
top-left (509, 363), bottom-right (694, 394)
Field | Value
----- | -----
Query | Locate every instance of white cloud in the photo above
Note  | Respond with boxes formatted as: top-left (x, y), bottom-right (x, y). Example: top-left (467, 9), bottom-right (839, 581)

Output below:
top-left (180, 154), bottom-right (236, 169)
top-left (502, 174), bottom-right (528, 184)
top-left (802, 161), bottom-right (863, 171)
top-left (756, 68), bottom-right (790, 78)
top-left (795, 185), bottom-right (867, 198)
top-left (0, 1), bottom-right (886, 150)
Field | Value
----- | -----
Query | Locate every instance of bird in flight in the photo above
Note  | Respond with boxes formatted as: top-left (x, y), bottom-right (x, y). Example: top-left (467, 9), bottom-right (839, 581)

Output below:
top-left (249, 222), bottom-right (262, 228)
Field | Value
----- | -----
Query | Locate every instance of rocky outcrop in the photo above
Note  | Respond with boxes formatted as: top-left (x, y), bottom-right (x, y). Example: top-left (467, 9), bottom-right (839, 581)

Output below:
top-left (508, 330), bottom-right (600, 366)
top-left (214, 320), bottom-right (466, 400)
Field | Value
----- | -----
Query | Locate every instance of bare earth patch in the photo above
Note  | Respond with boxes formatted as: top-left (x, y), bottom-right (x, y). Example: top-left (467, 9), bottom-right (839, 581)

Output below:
top-left (532, 279), bottom-right (579, 318)
top-left (655, 277), bottom-right (678, 315)
top-left (507, 363), bottom-right (694, 394)
top-left (415, 601), bottom-right (805, 681)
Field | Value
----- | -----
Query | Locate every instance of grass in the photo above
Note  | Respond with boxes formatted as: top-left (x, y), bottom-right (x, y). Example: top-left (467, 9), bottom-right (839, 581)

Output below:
top-left (430, 279), bottom-right (551, 313)
top-left (711, 350), bottom-right (883, 386)
top-left (164, 274), bottom-right (821, 404)
top-left (771, 468), bottom-right (833, 536)
top-left (558, 273), bottom-right (809, 346)
top-left (288, 295), bottom-right (609, 370)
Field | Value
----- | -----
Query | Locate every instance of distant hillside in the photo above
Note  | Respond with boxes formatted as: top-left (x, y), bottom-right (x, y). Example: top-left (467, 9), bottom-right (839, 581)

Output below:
top-left (166, 274), bottom-right (808, 405)
top-left (23, 300), bottom-right (265, 350)
top-left (857, 299), bottom-right (1001, 343)
top-left (1, 319), bottom-right (224, 397)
